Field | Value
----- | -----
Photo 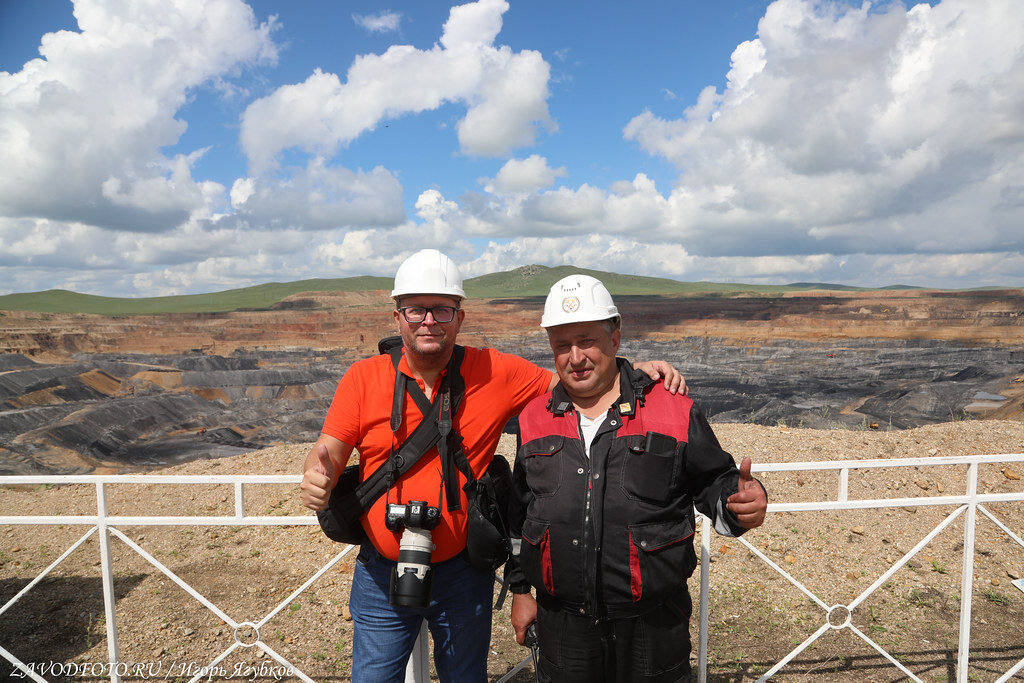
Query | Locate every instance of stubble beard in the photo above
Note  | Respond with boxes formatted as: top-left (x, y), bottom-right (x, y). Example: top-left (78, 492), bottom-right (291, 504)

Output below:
top-left (405, 330), bottom-right (452, 361)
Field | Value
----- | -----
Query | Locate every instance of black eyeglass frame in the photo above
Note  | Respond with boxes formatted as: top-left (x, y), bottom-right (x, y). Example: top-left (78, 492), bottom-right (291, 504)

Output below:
top-left (397, 305), bottom-right (460, 323)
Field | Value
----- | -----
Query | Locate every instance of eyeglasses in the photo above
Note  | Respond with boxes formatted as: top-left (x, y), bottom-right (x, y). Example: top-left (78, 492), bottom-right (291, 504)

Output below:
top-left (398, 305), bottom-right (460, 323)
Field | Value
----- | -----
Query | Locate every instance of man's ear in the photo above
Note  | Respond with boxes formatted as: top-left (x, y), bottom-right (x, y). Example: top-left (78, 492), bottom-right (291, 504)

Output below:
top-left (449, 307), bottom-right (465, 335)
top-left (611, 328), bottom-right (621, 353)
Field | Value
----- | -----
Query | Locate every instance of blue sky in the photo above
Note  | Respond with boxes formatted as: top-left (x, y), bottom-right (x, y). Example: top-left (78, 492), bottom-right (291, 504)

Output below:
top-left (1, 0), bottom-right (1022, 297)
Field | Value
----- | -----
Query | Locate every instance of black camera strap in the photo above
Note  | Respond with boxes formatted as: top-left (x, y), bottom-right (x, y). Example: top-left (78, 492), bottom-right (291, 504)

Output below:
top-left (343, 341), bottom-right (467, 520)
top-left (389, 344), bottom-right (467, 512)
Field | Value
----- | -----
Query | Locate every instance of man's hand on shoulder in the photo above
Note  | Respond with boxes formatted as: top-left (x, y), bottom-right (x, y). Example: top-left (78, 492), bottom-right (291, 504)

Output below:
top-left (632, 360), bottom-right (687, 395)
top-left (726, 457), bottom-right (767, 529)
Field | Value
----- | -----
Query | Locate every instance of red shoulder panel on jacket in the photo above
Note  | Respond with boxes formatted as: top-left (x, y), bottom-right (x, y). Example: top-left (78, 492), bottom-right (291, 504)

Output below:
top-left (617, 387), bottom-right (692, 442)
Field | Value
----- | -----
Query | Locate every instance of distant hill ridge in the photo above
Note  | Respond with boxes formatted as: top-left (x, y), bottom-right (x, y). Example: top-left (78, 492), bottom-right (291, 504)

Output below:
top-left (0, 264), bottom-right (995, 316)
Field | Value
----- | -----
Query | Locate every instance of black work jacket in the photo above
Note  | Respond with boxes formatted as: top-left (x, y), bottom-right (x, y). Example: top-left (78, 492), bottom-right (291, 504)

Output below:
top-left (507, 359), bottom-right (750, 618)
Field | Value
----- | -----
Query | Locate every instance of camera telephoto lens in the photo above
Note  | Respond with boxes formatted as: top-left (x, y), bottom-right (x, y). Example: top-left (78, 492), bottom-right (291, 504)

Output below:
top-left (390, 527), bottom-right (435, 608)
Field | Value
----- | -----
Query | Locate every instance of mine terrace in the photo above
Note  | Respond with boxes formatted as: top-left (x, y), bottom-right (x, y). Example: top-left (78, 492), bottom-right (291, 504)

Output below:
top-left (1, 287), bottom-right (1022, 475)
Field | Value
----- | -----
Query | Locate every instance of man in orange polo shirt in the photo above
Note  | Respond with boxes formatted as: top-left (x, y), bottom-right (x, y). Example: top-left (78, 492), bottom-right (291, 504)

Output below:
top-left (300, 250), bottom-right (683, 682)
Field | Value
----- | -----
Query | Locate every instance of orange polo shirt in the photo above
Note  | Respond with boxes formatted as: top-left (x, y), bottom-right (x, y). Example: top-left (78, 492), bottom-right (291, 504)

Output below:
top-left (322, 346), bottom-right (552, 562)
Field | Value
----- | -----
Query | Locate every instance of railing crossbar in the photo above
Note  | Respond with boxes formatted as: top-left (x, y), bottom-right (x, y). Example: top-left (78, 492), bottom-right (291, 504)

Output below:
top-left (995, 656), bottom-right (1024, 683)
top-left (184, 642), bottom-right (240, 683)
top-left (848, 505), bottom-right (965, 612)
top-left (0, 515), bottom-right (321, 526)
top-left (753, 454), bottom-right (1024, 471)
top-left (0, 526), bottom-right (96, 620)
top-left (0, 640), bottom-right (50, 683)
top-left (756, 623), bottom-right (831, 682)
top-left (849, 623), bottom-right (924, 682)
top-left (978, 504), bottom-right (1024, 550)
top-left (769, 492), bottom-right (1021, 512)
top-left (735, 534), bottom-right (831, 611)
top-left (257, 547), bottom-right (354, 628)
top-left (108, 527), bottom-right (238, 628)
top-left (258, 642), bottom-right (317, 683)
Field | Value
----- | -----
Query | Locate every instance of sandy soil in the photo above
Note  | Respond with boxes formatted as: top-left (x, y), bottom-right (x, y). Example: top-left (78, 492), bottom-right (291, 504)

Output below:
top-left (2, 420), bottom-right (1023, 681)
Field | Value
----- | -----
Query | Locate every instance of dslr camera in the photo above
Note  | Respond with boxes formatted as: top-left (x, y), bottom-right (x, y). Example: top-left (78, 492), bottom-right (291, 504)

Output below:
top-left (385, 501), bottom-right (441, 608)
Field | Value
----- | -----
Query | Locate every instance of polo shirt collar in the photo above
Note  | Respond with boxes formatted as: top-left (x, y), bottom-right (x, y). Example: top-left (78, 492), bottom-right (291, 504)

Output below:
top-left (396, 349), bottom-right (451, 386)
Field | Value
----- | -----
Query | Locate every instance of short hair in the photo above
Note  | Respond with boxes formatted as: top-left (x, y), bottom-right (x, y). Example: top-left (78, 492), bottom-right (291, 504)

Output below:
top-left (601, 316), bottom-right (621, 335)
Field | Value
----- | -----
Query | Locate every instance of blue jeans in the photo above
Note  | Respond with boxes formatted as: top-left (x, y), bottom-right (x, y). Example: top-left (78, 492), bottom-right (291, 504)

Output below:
top-left (349, 544), bottom-right (493, 682)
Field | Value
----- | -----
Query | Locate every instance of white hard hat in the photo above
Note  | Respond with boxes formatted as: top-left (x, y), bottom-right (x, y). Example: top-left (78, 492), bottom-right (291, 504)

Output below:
top-left (541, 274), bottom-right (619, 328)
top-left (391, 249), bottom-right (466, 300)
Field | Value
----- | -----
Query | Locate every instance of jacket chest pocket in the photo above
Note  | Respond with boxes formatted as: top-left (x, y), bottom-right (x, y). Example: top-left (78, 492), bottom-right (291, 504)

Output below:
top-left (620, 432), bottom-right (679, 505)
top-left (523, 435), bottom-right (565, 497)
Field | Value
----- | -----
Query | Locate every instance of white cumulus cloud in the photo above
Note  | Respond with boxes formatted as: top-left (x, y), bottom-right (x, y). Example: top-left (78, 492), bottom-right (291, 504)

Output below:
top-left (239, 0), bottom-right (554, 172)
top-left (353, 11), bottom-right (402, 34)
top-left (0, 0), bottom-right (278, 233)
top-left (622, 0), bottom-right (1024, 258)
top-left (227, 159), bottom-right (405, 230)
top-left (486, 155), bottom-right (567, 194)
top-left (3, 0), bottom-right (1023, 297)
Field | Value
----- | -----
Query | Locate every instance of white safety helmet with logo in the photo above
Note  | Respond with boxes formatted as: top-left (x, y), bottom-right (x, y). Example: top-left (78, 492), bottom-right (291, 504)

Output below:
top-left (541, 274), bottom-right (619, 328)
top-left (391, 249), bottom-right (466, 301)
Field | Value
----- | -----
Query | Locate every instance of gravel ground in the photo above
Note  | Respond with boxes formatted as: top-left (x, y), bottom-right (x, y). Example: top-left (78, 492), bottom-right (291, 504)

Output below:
top-left (2, 420), bottom-right (1023, 682)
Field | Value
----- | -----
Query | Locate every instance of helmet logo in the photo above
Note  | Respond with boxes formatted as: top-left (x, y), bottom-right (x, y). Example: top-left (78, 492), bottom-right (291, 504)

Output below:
top-left (561, 296), bottom-right (580, 314)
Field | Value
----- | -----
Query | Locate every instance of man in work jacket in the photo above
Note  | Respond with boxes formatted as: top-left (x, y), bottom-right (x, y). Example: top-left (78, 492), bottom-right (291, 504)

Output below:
top-left (299, 251), bottom-right (685, 683)
top-left (507, 274), bottom-right (768, 683)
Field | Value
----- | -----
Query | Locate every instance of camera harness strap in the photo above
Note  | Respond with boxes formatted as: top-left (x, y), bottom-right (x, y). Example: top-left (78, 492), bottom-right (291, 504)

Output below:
top-left (345, 343), bottom-right (471, 519)
top-left (386, 344), bottom-right (471, 513)
top-left (391, 345), bottom-right (511, 608)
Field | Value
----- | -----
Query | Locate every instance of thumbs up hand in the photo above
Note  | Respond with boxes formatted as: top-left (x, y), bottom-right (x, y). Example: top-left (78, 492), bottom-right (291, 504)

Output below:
top-left (726, 457), bottom-right (767, 529)
top-left (301, 443), bottom-right (338, 511)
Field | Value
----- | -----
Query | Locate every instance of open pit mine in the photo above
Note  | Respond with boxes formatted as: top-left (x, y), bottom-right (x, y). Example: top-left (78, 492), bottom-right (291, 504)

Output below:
top-left (2, 288), bottom-right (1022, 474)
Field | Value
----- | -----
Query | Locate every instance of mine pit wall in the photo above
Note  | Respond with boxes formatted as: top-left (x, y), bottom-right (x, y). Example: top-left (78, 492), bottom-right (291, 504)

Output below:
top-left (0, 351), bottom-right (347, 475)
top-left (1, 289), bottom-right (1022, 474)
top-left (3, 289), bottom-right (1024, 361)
top-left (1, 340), bottom-right (1020, 475)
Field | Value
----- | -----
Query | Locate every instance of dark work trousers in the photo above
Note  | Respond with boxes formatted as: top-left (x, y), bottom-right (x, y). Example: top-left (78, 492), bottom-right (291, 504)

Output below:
top-left (534, 589), bottom-right (693, 683)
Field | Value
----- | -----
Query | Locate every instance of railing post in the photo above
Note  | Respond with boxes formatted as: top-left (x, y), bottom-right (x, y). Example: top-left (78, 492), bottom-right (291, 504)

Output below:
top-left (95, 483), bottom-right (121, 683)
top-left (698, 514), bottom-right (711, 683)
top-left (957, 462), bottom-right (979, 683)
top-left (405, 622), bottom-right (429, 682)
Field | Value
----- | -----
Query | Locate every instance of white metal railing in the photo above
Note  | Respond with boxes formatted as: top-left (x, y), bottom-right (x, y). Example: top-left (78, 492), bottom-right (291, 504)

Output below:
top-left (0, 475), bottom-right (344, 683)
top-left (694, 454), bottom-right (1024, 683)
top-left (1, 454), bottom-right (1022, 682)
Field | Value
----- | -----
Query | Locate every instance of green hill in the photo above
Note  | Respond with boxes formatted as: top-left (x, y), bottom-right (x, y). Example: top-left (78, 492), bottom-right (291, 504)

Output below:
top-left (464, 265), bottom-right (807, 298)
top-left (0, 277), bottom-right (392, 315)
top-left (0, 266), bottom-right (978, 317)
